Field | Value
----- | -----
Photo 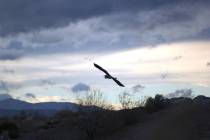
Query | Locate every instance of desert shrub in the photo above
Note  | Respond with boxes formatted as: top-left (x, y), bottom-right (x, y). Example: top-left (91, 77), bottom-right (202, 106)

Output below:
top-left (120, 109), bottom-right (138, 126)
top-left (75, 90), bottom-right (118, 138)
top-left (0, 121), bottom-right (20, 139)
top-left (76, 90), bottom-right (150, 138)
top-left (39, 123), bottom-right (50, 130)
top-left (118, 92), bottom-right (148, 125)
top-left (55, 110), bottom-right (80, 130)
top-left (76, 89), bottom-right (114, 110)
top-left (39, 117), bottom-right (60, 130)
top-left (144, 94), bottom-right (169, 112)
top-left (77, 110), bottom-right (124, 139)
top-left (119, 92), bottom-right (134, 109)
top-left (94, 111), bottom-right (124, 136)
top-left (45, 119), bottom-right (59, 128)
top-left (144, 97), bottom-right (155, 111)
top-left (119, 92), bottom-right (146, 109)
top-left (79, 109), bottom-right (147, 138)
top-left (77, 112), bottom-right (98, 139)
top-left (56, 110), bottom-right (76, 118)
top-left (118, 106), bottom-right (149, 126)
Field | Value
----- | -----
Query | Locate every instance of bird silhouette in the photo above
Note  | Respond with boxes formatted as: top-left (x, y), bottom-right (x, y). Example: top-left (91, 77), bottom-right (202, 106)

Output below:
top-left (94, 63), bottom-right (125, 87)
top-left (161, 73), bottom-right (168, 79)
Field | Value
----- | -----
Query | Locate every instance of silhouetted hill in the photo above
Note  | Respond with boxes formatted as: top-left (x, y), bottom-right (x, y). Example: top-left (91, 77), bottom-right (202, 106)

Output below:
top-left (0, 94), bottom-right (12, 101)
top-left (194, 95), bottom-right (210, 105)
top-left (0, 98), bottom-right (31, 110)
top-left (0, 98), bottom-right (78, 110)
top-left (0, 98), bottom-right (79, 117)
top-left (0, 95), bottom-right (210, 140)
top-left (106, 96), bottom-right (210, 140)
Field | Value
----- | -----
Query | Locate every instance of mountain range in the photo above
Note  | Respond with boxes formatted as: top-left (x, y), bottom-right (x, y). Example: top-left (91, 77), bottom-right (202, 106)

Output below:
top-left (0, 93), bottom-right (210, 117)
top-left (0, 94), bottom-right (79, 117)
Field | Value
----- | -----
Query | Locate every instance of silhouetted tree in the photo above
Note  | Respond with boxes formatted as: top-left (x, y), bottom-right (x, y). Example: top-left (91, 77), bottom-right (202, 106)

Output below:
top-left (144, 94), bottom-right (167, 112)
top-left (119, 92), bottom-right (146, 109)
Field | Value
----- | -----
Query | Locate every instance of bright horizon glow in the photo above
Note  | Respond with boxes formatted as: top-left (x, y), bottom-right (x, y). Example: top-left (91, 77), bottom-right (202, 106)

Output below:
top-left (2, 41), bottom-right (209, 103)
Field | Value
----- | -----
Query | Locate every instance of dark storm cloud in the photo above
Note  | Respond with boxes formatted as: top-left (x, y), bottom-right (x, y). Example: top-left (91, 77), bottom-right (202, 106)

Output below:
top-left (71, 83), bottom-right (90, 93)
top-left (25, 93), bottom-right (36, 99)
top-left (0, 48), bottom-right (23, 60)
top-left (132, 84), bottom-right (145, 93)
top-left (194, 27), bottom-right (210, 39)
top-left (0, 0), bottom-right (207, 36)
top-left (40, 80), bottom-right (56, 86)
top-left (165, 89), bottom-right (193, 99)
top-left (0, 0), bottom-right (209, 58)
top-left (7, 40), bottom-right (23, 49)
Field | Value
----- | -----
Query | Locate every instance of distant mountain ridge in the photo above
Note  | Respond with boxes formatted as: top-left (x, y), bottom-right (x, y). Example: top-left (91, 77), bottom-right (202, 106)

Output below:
top-left (0, 95), bottom-right (210, 117)
top-left (0, 98), bottom-right (79, 117)
top-left (0, 94), bottom-right (12, 101)
top-left (0, 98), bottom-right (78, 111)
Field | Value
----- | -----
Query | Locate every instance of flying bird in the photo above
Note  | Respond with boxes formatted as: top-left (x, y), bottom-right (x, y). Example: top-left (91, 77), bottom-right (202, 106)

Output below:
top-left (94, 63), bottom-right (125, 87)
top-left (161, 73), bottom-right (168, 79)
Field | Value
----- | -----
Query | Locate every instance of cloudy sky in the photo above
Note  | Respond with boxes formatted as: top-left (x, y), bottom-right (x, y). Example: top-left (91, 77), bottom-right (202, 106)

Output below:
top-left (0, 0), bottom-right (210, 103)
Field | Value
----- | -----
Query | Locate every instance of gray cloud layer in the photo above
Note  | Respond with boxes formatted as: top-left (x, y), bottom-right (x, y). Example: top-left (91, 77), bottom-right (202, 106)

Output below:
top-left (0, 81), bottom-right (9, 92)
top-left (71, 83), bottom-right (90, 93)
top-left (0, 49), bottom-right (23, 60)
top-left (1, 67), bottom-right (15, 74)
top-left (0, 0), bottom-right (210, 59)
top-left (0, 0), bottom-right (189, 36)
top-left (165, 89), bottom-right (193, 99)
top-left (132, 84), bottom-right (145, 93)
top-left (25, 93), bottom-right (36, 99)
top-left (0, 0), bottom-right (209, 38)
top-left (40, 80), bottom-right (56, 86)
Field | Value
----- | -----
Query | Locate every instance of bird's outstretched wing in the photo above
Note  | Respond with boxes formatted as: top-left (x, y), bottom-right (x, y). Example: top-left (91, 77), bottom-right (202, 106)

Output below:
top-left (112, 78), bottom-right (125, 87)
top-left (94, 63), bottom-right (125, 87)
top-left (94, 63), bottom-right (110, 75)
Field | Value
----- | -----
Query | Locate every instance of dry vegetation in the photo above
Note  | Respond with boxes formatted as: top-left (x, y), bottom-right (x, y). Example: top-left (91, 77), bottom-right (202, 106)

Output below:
top-left (0, 91), bottom-right (210, 140)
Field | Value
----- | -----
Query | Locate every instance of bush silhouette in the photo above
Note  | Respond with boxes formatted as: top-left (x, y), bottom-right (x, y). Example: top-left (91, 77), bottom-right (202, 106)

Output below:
top-left (0, 121), bottom-right (20, 139)
top-left (76, 89), bottom-right (114, 111)
top-left (77, 110), bottom-right (124, 139)
top-left (119, 92), bottom-right (146, 109)
top-left (144, 94), bottom-right (168, 112)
